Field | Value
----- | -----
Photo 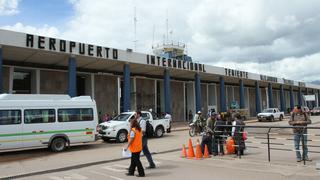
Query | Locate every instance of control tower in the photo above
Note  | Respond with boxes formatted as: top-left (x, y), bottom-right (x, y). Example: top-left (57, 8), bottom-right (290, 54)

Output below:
top-left (152, 42), bottom-right (192, 62)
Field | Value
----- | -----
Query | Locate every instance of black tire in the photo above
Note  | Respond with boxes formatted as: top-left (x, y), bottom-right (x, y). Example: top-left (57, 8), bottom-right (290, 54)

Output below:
top-left (50, 138), bottom-right (67, 152)
top-left (116, 130), bottom-right (128, 143)
top-left (102, 137), bottom-right (110, 142)
top-left (155, 126), bottom-right (164, 138)
top-left (279, 115), bottom-right (283, 121)
top-left (189, 126), bottom-right (196, 137)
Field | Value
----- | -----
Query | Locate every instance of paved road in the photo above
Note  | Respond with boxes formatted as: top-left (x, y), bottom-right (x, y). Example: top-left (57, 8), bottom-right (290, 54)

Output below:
top-left (16, 150), bottom-right (320, 180)
top-left (1, 116), bottom-right (320, 179)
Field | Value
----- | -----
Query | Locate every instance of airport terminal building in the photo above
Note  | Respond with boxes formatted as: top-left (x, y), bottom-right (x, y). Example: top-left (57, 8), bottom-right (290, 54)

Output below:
top-left (0, 29), bottom-right (320, 121)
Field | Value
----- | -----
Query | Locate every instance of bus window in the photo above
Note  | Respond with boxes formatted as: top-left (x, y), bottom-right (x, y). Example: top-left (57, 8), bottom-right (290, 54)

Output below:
top-left (58, 108), bottom-right (93, 122)
top-left (0, 110), bottom-right (21, 125)
top-left (24, 109), bottom-right (55, 124)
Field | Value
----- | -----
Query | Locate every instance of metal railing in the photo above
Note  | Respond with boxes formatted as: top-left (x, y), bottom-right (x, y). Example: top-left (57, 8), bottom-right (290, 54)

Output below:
top-left (214, 125), bottom-right (320, 165)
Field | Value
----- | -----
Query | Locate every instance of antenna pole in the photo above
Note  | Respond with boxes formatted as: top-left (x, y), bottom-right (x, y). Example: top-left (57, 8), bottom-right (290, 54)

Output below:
top-left (133, 6), bottom-right (137, 51)
top-left (166, 10), bottom-right (169, 44)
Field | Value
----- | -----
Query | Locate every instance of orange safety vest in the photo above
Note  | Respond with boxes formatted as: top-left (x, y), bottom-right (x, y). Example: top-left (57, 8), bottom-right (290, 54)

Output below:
top-left (128, 128), bottom-right (142, 153)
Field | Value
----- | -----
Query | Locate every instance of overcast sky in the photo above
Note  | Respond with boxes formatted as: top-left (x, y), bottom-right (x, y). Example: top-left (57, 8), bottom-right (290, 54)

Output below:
top-left (0, 0), bottom-right (319, 82)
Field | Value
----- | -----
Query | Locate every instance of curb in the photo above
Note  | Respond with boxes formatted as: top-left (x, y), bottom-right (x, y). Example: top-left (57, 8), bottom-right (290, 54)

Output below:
top-left (0, 148), bottom-right (181, 180)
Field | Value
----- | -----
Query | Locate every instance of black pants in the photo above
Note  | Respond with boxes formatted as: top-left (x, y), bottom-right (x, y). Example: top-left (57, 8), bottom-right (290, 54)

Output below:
top-left (201, 134), bottom-right (212, 155)
top-left (128, 151), bottom-right (145, 176)
top-left (142, 136), bottom-right (156, 167)
top-left (213, 136), bottom-right (224, 155)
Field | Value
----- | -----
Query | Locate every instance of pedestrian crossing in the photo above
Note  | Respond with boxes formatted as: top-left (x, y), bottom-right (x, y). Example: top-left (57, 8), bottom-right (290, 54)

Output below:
top-left (45, 160), bottom-right (162, 180)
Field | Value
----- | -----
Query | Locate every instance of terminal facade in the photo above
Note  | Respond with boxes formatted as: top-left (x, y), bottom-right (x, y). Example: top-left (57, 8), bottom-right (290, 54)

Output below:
top-left (0, 29), bottom-right (320, 122)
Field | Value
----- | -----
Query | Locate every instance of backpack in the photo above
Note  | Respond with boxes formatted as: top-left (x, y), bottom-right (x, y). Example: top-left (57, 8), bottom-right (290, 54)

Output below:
top-left (145, 120), bottom-right (154, 137)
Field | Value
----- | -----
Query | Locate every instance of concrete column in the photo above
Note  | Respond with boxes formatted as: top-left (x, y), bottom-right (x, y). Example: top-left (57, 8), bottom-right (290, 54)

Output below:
top-left (68, 57), bottom-right (77, 97)
top-left (219, 77), bottom-right (226, 112)
top-left (239, 79), bottom-right (245, 109)
top-left (0, 46), bottom-right (3, 94)
top-left (298, 87), bottom-right (302, 107)
top-left (195, 73), bottom-right (202, 112)
top-left (318, 89), bottom-right (320, 107)
top-left (164, 69), bottom-right (171, 114)
top-left (255, 81), bottom-right (261, 114)
top-left (289, 86), bottom-right (294, 110)
top-left (268, 83), bottom-right (273, 108)
top-left (123, 64), bottom-right (131, 112)
top-left (280, 85), bottom-right (285, 112)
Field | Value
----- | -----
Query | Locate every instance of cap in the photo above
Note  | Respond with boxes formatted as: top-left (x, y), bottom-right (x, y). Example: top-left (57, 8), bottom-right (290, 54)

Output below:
top-left (197, 111), bottom-right (202, 114)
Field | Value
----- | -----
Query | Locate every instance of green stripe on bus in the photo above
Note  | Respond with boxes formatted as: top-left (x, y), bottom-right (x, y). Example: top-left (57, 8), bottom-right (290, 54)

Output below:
top-left (0, 129), bottom-right (94, 137)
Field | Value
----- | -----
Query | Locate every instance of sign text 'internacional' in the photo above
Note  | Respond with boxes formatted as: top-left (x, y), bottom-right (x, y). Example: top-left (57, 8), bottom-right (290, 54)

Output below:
top-left (25, 34), bottom-right (118, 60)
top-left (146, 55), bottom-right (206, 72)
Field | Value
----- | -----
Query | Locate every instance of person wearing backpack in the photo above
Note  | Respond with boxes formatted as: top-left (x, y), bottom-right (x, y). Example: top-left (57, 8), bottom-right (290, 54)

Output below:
top-left (136, 111), bottom-right (156, 169)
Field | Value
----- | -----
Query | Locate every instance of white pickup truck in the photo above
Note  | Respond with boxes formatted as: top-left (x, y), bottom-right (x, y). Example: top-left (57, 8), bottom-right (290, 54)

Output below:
top-left (98, 111), bottom-right (170, 143)
top-left (257, 108), bottom-right (284, 122)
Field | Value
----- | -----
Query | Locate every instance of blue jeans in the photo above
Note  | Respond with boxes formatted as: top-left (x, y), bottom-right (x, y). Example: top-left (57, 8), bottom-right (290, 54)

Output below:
top-left (294, 132), bottom-right (308, 160)
top-left (142, 136), bottom-right (156, 167)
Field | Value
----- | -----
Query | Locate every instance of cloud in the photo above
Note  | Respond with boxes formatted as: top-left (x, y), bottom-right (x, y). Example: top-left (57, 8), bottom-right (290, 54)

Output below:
top-left (1, 0), bottom-right (320, 82)
top-left (0, 0), bottom-right (20, 16)
top-left (212, 52), bottom-right (320, 81)
top-left (1, 22), bottom-right (60, 37)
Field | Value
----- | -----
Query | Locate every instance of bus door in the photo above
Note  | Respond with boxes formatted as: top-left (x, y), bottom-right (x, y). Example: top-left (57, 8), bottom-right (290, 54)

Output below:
top-left (22, 108), bottom-right (56, 148)
top-left (0, 109), bottom-right (23, 150)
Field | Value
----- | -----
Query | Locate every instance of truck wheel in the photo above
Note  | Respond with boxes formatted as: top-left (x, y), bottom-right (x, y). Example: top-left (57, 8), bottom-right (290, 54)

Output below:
top-left (279, 115), bottom-right (283, 121)
top-left (116, 130), bottom-right (128, 143)
top-left (155, 126), bottom-right (164, 138)
top-left (50, 138), bottom-right (67, 152)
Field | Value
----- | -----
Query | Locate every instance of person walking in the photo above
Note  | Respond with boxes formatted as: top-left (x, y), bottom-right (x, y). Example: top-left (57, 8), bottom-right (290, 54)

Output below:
top-left (124, 116), bottom-right (145, 177)
top-left (289, 106), bottom-right (312, 162)
top-left (136, 111), bottom-right (156, 169)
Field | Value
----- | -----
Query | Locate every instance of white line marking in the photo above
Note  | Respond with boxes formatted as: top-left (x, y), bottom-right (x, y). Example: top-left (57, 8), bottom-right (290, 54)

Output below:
top-left (49, 173), bottom-right (88, 180)
top-left (90, 171), bottom-right (124, 180)
top-left (113, 164), bottom-right (129, 168)
top-left (49, 177), bottom-right (64, 180)
top-left (102, 166), bottom-right (126, 172)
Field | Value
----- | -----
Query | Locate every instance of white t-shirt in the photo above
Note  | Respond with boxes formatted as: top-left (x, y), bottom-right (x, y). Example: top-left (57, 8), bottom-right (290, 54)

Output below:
top-left (130, 130), bottom-right (135, 138)
top-left (165, 113), bottom-right (172, 122)
top-left (138, 117), bottom-right (146, 132)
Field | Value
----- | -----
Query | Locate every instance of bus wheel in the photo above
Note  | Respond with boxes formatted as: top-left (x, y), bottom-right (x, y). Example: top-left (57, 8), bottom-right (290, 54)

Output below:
top-left (50, 138), bottom-right (67, 152)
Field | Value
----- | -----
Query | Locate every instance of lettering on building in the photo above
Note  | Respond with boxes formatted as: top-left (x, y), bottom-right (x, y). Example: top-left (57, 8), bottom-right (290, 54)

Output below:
top-left (224, 68), bottom-right (248, 79)
top-left (283, 78), bottom-right (294, 85)
top-left (298, 82), bottom-right (306, 87)
top-left (26, 34), bottom-right (118, 60)
top-left (260, 75), bottom-right (278, 82)
top-left (146, 55), bottom-right (206, 72)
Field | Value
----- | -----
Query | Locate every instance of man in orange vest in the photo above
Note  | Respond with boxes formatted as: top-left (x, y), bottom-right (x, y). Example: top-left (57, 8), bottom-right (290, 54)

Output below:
top-left (124, 116), bottom-right (145, 177)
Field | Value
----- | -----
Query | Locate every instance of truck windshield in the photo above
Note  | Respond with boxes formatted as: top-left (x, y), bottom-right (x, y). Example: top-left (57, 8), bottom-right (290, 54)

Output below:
top-left (262, 109), bottom-right (274, 113)
top-left (112, 114), bottom-right (132, 121)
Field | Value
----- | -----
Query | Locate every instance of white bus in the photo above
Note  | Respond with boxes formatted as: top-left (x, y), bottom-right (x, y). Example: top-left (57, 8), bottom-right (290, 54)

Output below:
top-left (0, 94), bottom-right (98, 152)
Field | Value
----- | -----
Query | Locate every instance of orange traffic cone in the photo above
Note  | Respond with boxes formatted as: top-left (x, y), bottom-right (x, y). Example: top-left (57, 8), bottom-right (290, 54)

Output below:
top-left (181, 144), bottom-right (187, 158)
top-left (203, 144), bottom-right (211, 158)
top-left (194, 139), bottom-right (203, 160)
top-left (187, 138), bottom-right (195, 159)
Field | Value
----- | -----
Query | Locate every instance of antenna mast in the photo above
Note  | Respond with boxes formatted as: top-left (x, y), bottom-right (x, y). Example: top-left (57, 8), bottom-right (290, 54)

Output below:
top-left (133, 6), bottom-right (138, 51)
top-left (166, 10), bottom-right (169, 44)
